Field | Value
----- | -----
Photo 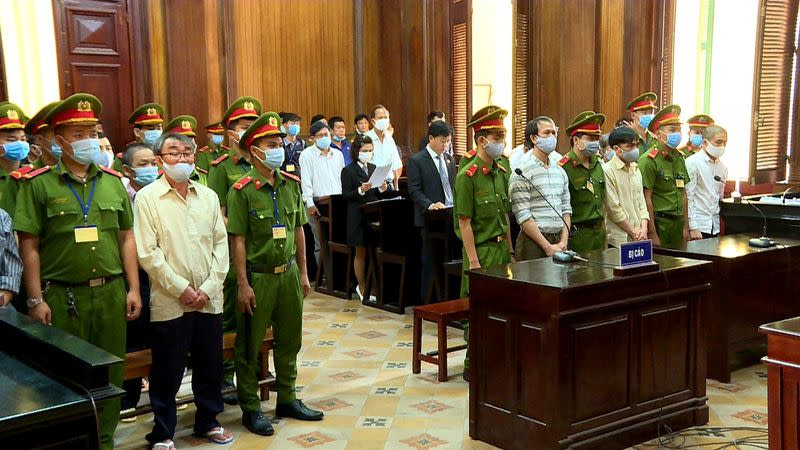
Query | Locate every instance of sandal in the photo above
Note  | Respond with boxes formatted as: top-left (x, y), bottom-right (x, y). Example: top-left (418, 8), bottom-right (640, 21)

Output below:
top-left (196, 426), bottom-right (234, 445)
top-left (151, 439), bottom-right (175, 450)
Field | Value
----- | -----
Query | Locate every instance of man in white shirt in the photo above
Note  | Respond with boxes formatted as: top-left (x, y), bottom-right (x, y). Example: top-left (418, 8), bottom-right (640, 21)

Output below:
top-left (364, 104), bottom-right (403, 189)
top-left (299, 121), bottom-right (345, 264)
top-left (134, 133), bottom-right (232, 448)
top-left (602, 127), bottom-right (650, 247)
top-left (686, 124), bottom-right (728, 239)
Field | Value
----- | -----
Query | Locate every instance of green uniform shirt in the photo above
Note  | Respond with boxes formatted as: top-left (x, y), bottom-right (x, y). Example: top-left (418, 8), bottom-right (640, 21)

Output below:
top-left (14, 164), bottom-right (133, 281)
top-left (226, 168), bottom-right (307, 266)
top-left (454, 155), bottom-right (510, 245)
top-left (637, 141), bottom-right (690, 215)
top-left (0, 164), bottom-right (34, 219)
top-left (196, 144), bottom-right (226, 172)
top-left (457, 150), bottom-right (511, 173)
top-left (208, 150), bottom-right (251, 208)
top-left (191, 168), bottom-right (209, 187)
top-left (559, 150), bottom-right (605, 224)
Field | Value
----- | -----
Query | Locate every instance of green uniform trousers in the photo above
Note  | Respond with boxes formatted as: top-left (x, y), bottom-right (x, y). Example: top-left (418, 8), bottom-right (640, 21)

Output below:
top-left (570, 221), bottom-right (606, 253)
top-left (45, 277), bottom-right (126, 450)
top-left (460, 240), bottom-right (510, 370)
top-left (655, 214), bottom-right (685, 248)
top-left (222, 268), bottom-right (238, 383)
top-left (235, 264), bottom-right (303, 412)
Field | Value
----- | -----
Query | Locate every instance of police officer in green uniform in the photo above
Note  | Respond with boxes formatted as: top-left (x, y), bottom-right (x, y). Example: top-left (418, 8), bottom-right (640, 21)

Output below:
top-left (196, 122), bottom-right (227, 172)
top-left (227, 112), bottom-right (323, 436)
top-left (558, 111), bottom-right (607, 252)
top-left (679, 114), bottom-right (715, 157)
top-left (454, 105), bottom-right (514, 381)
top-left (14, 93), bottom-right (142, 450)
top-left (626, 92), bottom-right (658, 155)
top-left (25, 101), bottom-right (62, 169)
top-left (0, 102), bottom-right (34, 218)
top-left (164, 114), bottom-right (210, 186)
top-left (637, 104), bottom-right (690, 248)
top-left (111, 102), bottom-right (167, 172)
top-left (207, 96), bottom-right (262, 402)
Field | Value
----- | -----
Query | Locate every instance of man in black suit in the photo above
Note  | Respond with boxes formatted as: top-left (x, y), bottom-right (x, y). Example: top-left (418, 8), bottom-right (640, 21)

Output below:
top-left (407, 121), bottom-right (456, 302)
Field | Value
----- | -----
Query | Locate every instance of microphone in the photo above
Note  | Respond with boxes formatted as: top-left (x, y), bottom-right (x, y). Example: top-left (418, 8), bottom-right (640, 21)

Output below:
top-left (781, 185), bottom-right (799, 205)
top-left (715, 175), bottom-right (774, 248)
top-left (514, 168), bottom-right (584, 262)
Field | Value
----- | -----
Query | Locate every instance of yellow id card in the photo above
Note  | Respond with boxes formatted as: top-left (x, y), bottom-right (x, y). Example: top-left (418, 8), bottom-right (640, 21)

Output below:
top-left (74, 226), bottom-right (99, 243)
top-left (272, 225), bottom-right (287, 239)
top-left (675, 178), bottom-right (685, 188)
top-left (286, 164), bottom-right (296, 172)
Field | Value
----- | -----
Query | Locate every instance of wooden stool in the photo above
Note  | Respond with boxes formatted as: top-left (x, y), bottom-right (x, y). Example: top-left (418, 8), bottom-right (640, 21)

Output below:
top-left (412, 298), bottom-right (470, 381)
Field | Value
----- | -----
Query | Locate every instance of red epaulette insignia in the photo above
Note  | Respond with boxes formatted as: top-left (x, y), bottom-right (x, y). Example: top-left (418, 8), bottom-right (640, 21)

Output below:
top-left (196, 167), bottom-right (208, 174)
top-left (466, 164), bottom-right (479, 177)
top-left (221, 145), bottom-right (230, 151)
top-left (481, 166), bottom-right (490, 175)
top-left (211, 154), bottom-right (230, 166)
top-left (466, 148), bottom-right (476, 158)
top-left (233, 176), bottom-right (252, 190)
top-left (158, 169), bottom-right (164, 176)
top-left (281, 170), bottom-right (301, 182)
top-left (557, 156), bottom-right (570, 167)
top-left (23, 165), bottom-right (50, 179)
top-left (116, 152), bottom-right (123, 159)
top-left (100, 166), bottom-right (123, 178)
top-left (10, 164), bottom-right (34, 180)
top-left (648, 148), bottom-right (659, 159)
top-left (197, 145), bottom-right (208, 153)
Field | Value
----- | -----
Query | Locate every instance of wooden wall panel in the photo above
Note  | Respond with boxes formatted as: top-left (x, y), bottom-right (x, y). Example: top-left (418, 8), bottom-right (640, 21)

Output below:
top-left (597, 0), bottom-right (626, 126)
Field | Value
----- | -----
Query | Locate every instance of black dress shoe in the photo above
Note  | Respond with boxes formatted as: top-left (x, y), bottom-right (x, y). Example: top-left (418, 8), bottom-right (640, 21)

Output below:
top-left (242, 410), bottom-right (274, 436)
top-left (222, 381), bottom-right (239, 405)
top-left (275, 399), bottom-right (324, 421)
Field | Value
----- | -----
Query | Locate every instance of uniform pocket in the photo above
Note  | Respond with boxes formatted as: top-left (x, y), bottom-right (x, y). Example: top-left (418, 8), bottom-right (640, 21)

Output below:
top-left (46, 203), bottom-right (82, 235)
top-left (97, 200), bottom-right (124, 231)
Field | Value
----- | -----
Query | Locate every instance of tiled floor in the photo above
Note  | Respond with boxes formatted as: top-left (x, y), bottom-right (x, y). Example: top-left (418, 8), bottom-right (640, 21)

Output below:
top-left (115, 292), bottom-right (769, 449)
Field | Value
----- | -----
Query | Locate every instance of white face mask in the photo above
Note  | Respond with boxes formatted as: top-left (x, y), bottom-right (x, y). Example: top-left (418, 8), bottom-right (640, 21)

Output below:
top-left (705, 143), bottom-right (725, 159)
top-left (358, 151), bottom-right (373, 164)
top-left (374, 118), bottom-right (390, 131)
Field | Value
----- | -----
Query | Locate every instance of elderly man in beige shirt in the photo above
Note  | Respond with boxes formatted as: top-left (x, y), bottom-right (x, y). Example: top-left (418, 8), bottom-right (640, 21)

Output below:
top-left (133, 133), bottom-right (232, 449)
top-left (603, 127), bottom-right (650, 248)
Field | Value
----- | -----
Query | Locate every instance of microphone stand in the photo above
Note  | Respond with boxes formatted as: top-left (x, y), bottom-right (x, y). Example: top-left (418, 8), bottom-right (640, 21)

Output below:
top-left (713, 175), bottom-right (774, 248)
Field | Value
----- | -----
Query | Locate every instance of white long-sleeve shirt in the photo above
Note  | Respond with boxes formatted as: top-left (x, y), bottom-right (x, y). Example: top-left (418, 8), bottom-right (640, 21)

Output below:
top-left (298, 145), bottom-right (345, 207)
top-left (685, 150), bottom-right (728, 235)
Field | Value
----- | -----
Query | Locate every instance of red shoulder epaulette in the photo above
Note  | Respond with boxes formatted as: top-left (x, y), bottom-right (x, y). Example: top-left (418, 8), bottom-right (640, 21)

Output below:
top-left (281, 170), bottom-right (300, 182)
top-left (557, 156), bottom-right (570, 167)
top-left (465, 148), bottom-right (476, 158)
top-left (197, 145), bottom-right (209, 153)
top-left (647, 148), bottom-right (659, 159)
top-left (221, 145), bottom-right (230, 151)
top-left (10, 164), bottom-right (34, 180)
top-left (116, 152), bottom-right (123, 159)
top-left (157, 169), bottom-right (164, 176)
top-left (233, 176), bottom-right (252, 190)
top-left (497, 164), bottom-right (508, 173)
top-left (23, 165), bottom-right (50, 179)
top-left (465, 164), bottom-right (479, 177)
top-left (196, 167), bottom-right (208, 174)
top-left (211, 154), bottom-right (229, 166)
top-left (100, 166), bottom-right (123, 178)
top-left (481, 166), bottom-right (490, 175)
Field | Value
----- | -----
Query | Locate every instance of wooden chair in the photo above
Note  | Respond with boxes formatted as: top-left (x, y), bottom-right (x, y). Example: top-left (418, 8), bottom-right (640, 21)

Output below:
top-left (412, 298), bottom-right (470, 381)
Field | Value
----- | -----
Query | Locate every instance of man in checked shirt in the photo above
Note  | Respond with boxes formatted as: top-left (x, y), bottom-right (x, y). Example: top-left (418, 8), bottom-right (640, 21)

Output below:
top-left (0, 208), bottom-right (21, 308)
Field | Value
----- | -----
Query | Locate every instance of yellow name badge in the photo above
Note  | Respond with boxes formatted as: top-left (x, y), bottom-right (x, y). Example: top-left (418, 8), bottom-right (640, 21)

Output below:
top-left (286, 164), bottom-right (296, 172)
top-left (675, 178), bottom-right (685, 188)
top-left (586, 180), bottom-right (594, 193)
top-left (272, 225), bottom-right (287, 240)
top-left (74, 225), bottom-right (99, 243)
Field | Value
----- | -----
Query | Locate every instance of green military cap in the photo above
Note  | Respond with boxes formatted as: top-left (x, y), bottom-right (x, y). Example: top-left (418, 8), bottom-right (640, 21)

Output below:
top-left (626, 92), bottom-right (658, 112)
top-left (164, 114), bottom-right (197, 137)
top-left (240, 112), bottom-right (285, 150)
top-left (565, 110), bottom-right (605, 137)
top-left (24, 101), bottom-right (61, 135)
top-left (0, 102), bottom-right (26, 130)
top-left (648, 104), bottom-right (681, 133)
top-left (44, 93), bottom-right (102, 128)
top-left (222, 96), bottom-right (262, 127)
top-left (205, 122), bottom-right (225, 134)
top-left (686, 114), bottom-right (714, 128)
top-left (128, 102), bottom-right (165, 125)
top-left (467, 105), bottom-right (508, 132)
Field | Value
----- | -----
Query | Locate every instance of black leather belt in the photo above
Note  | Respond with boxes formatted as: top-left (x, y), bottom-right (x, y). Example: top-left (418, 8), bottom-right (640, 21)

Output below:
top-left (46, 274), bottom-right (122, 288)
top-left (250, 257), bottom-right (296, 274)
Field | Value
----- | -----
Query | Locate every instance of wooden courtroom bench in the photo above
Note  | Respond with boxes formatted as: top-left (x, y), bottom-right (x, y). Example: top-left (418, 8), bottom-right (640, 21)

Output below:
top-left (412, 298), bottom-right (469, 382)
top-left (121, 331), bottom-right (274, 418)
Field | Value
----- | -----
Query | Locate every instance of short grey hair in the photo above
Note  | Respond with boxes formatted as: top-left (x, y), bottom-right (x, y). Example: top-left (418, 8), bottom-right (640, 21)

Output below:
top-left (703, 124), bottom-right (726, 140)
top-left (122, 141), bottom-right (152, 167)
top-left (153, 132), bottom-right (196, 155)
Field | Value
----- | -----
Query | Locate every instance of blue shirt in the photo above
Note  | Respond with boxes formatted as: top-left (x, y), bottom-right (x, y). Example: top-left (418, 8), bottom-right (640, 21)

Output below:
top-left (332, 139), bottom-right (352, 166)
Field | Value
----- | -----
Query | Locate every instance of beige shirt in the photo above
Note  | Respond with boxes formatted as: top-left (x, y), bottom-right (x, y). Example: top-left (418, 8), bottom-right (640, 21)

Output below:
top-left (603, 154), bottom-right (649, 248)
top-left (133, 176), bottom-right (229, 322)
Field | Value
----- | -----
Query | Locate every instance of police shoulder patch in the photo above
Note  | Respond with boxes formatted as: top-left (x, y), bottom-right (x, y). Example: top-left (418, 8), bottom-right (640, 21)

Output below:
top-left (10, 164), bottom-right (34, 180)
top-left (647, 148), bottom-right (659, 159)
top-left (497, 163), bottom-right (508, 173)
top-left (197, 145), bottom-right (208, 153)
top-left (24, 166), bottom-right (51, 179)
top-left (221, 145), bottom-right (230, 151)
top-left (116, 152), bottom-right (123, 159)
top-left (465, 164), bottom-right (479, 177)
top-left (211, 153), bottom-right (230, 166)
top-left (465, 148), bottom-right (477, 158)
top-left (557, 156), bottom-right (570, 167)
top-left (196, 167), bottom-right (208, 174)
top-left (233, 176), bottom-right (253, 190)
top-left (100, 166), bottom-right (123, 178)
top-left (281, 170), bottom-right (300, 182)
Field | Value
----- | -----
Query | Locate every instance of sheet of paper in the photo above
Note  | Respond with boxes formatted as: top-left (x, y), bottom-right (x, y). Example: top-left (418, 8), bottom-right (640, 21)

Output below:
top-left (367, 163), bottom-right (393, 188)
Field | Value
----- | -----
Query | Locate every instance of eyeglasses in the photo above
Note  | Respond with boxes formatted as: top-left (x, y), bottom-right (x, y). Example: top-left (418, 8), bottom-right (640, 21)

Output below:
top-left (160, 152), bottom-right (194, 161)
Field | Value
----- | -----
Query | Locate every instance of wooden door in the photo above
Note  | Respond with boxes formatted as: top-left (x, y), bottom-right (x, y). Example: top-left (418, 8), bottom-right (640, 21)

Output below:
top-left (52, 0), bottom-right (135, 150)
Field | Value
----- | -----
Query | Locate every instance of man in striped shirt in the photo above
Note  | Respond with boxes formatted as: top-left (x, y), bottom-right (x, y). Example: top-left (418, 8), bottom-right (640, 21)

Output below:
top-left (0, 208), bottom-right (21, 308)
top-left (509, 117), bottom-right (572, 260)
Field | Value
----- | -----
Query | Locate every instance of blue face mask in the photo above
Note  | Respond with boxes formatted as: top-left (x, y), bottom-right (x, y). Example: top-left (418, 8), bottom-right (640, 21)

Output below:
top-left (287, 124), bottom-right (301, 136)
top-left (2, 140), bottom-right (30, 161)
top-left (666, 132), bottom-right (682, 148)
top-left (94, 151), bottom-right (111, 167)
top-left (133, 166), bottom-right (158, 186)
top-left (143, 129), bottom-right (162, 145)
top-left (620, 146), bottom-right (640, 163)
top-left (69, 138), bottom-right (100, 165)
top-left (254, 147), bottom-right (285, 170)
top-left (581, 140), bottom-right (600, 157)
top-left (638, 114), bottom-right (654, 129)
top-left (690, 134), bottom-right (703, 147)
top-left (333, 135), bottom-right (346, 142)
top-left (535, 135), bottom-right (557, 154)
top-left (315, 136), bottom-right (332, 150)
top-left (51, 143), bottom-right (62, 159)
top-left (603, 150), bottom-right (614, 162)
top-left (210, 135), bottom-right (223, 146)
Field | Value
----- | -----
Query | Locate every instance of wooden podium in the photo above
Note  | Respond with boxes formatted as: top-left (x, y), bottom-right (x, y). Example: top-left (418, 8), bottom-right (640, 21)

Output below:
top-left (760, 317), bottom-right (800, 450)
top-left (655, 233), bottom-right (800, 382)
top-left (467, 249), bottom-right (712, 449)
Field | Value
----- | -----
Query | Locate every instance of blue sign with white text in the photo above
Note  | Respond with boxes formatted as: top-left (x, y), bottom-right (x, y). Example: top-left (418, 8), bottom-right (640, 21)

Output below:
top-left (620, 240), bottom-right (653, 267)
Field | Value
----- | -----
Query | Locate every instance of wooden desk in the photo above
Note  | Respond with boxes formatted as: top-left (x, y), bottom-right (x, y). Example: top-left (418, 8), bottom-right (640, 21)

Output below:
top-left (655, 233), bottom-right (800, 382)
top-left (467, 249), bottom-right (711, 449)
top-left (760, 317), bottom-right (800, 450)
top-left (721, 194), bottom-right (800, 237)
